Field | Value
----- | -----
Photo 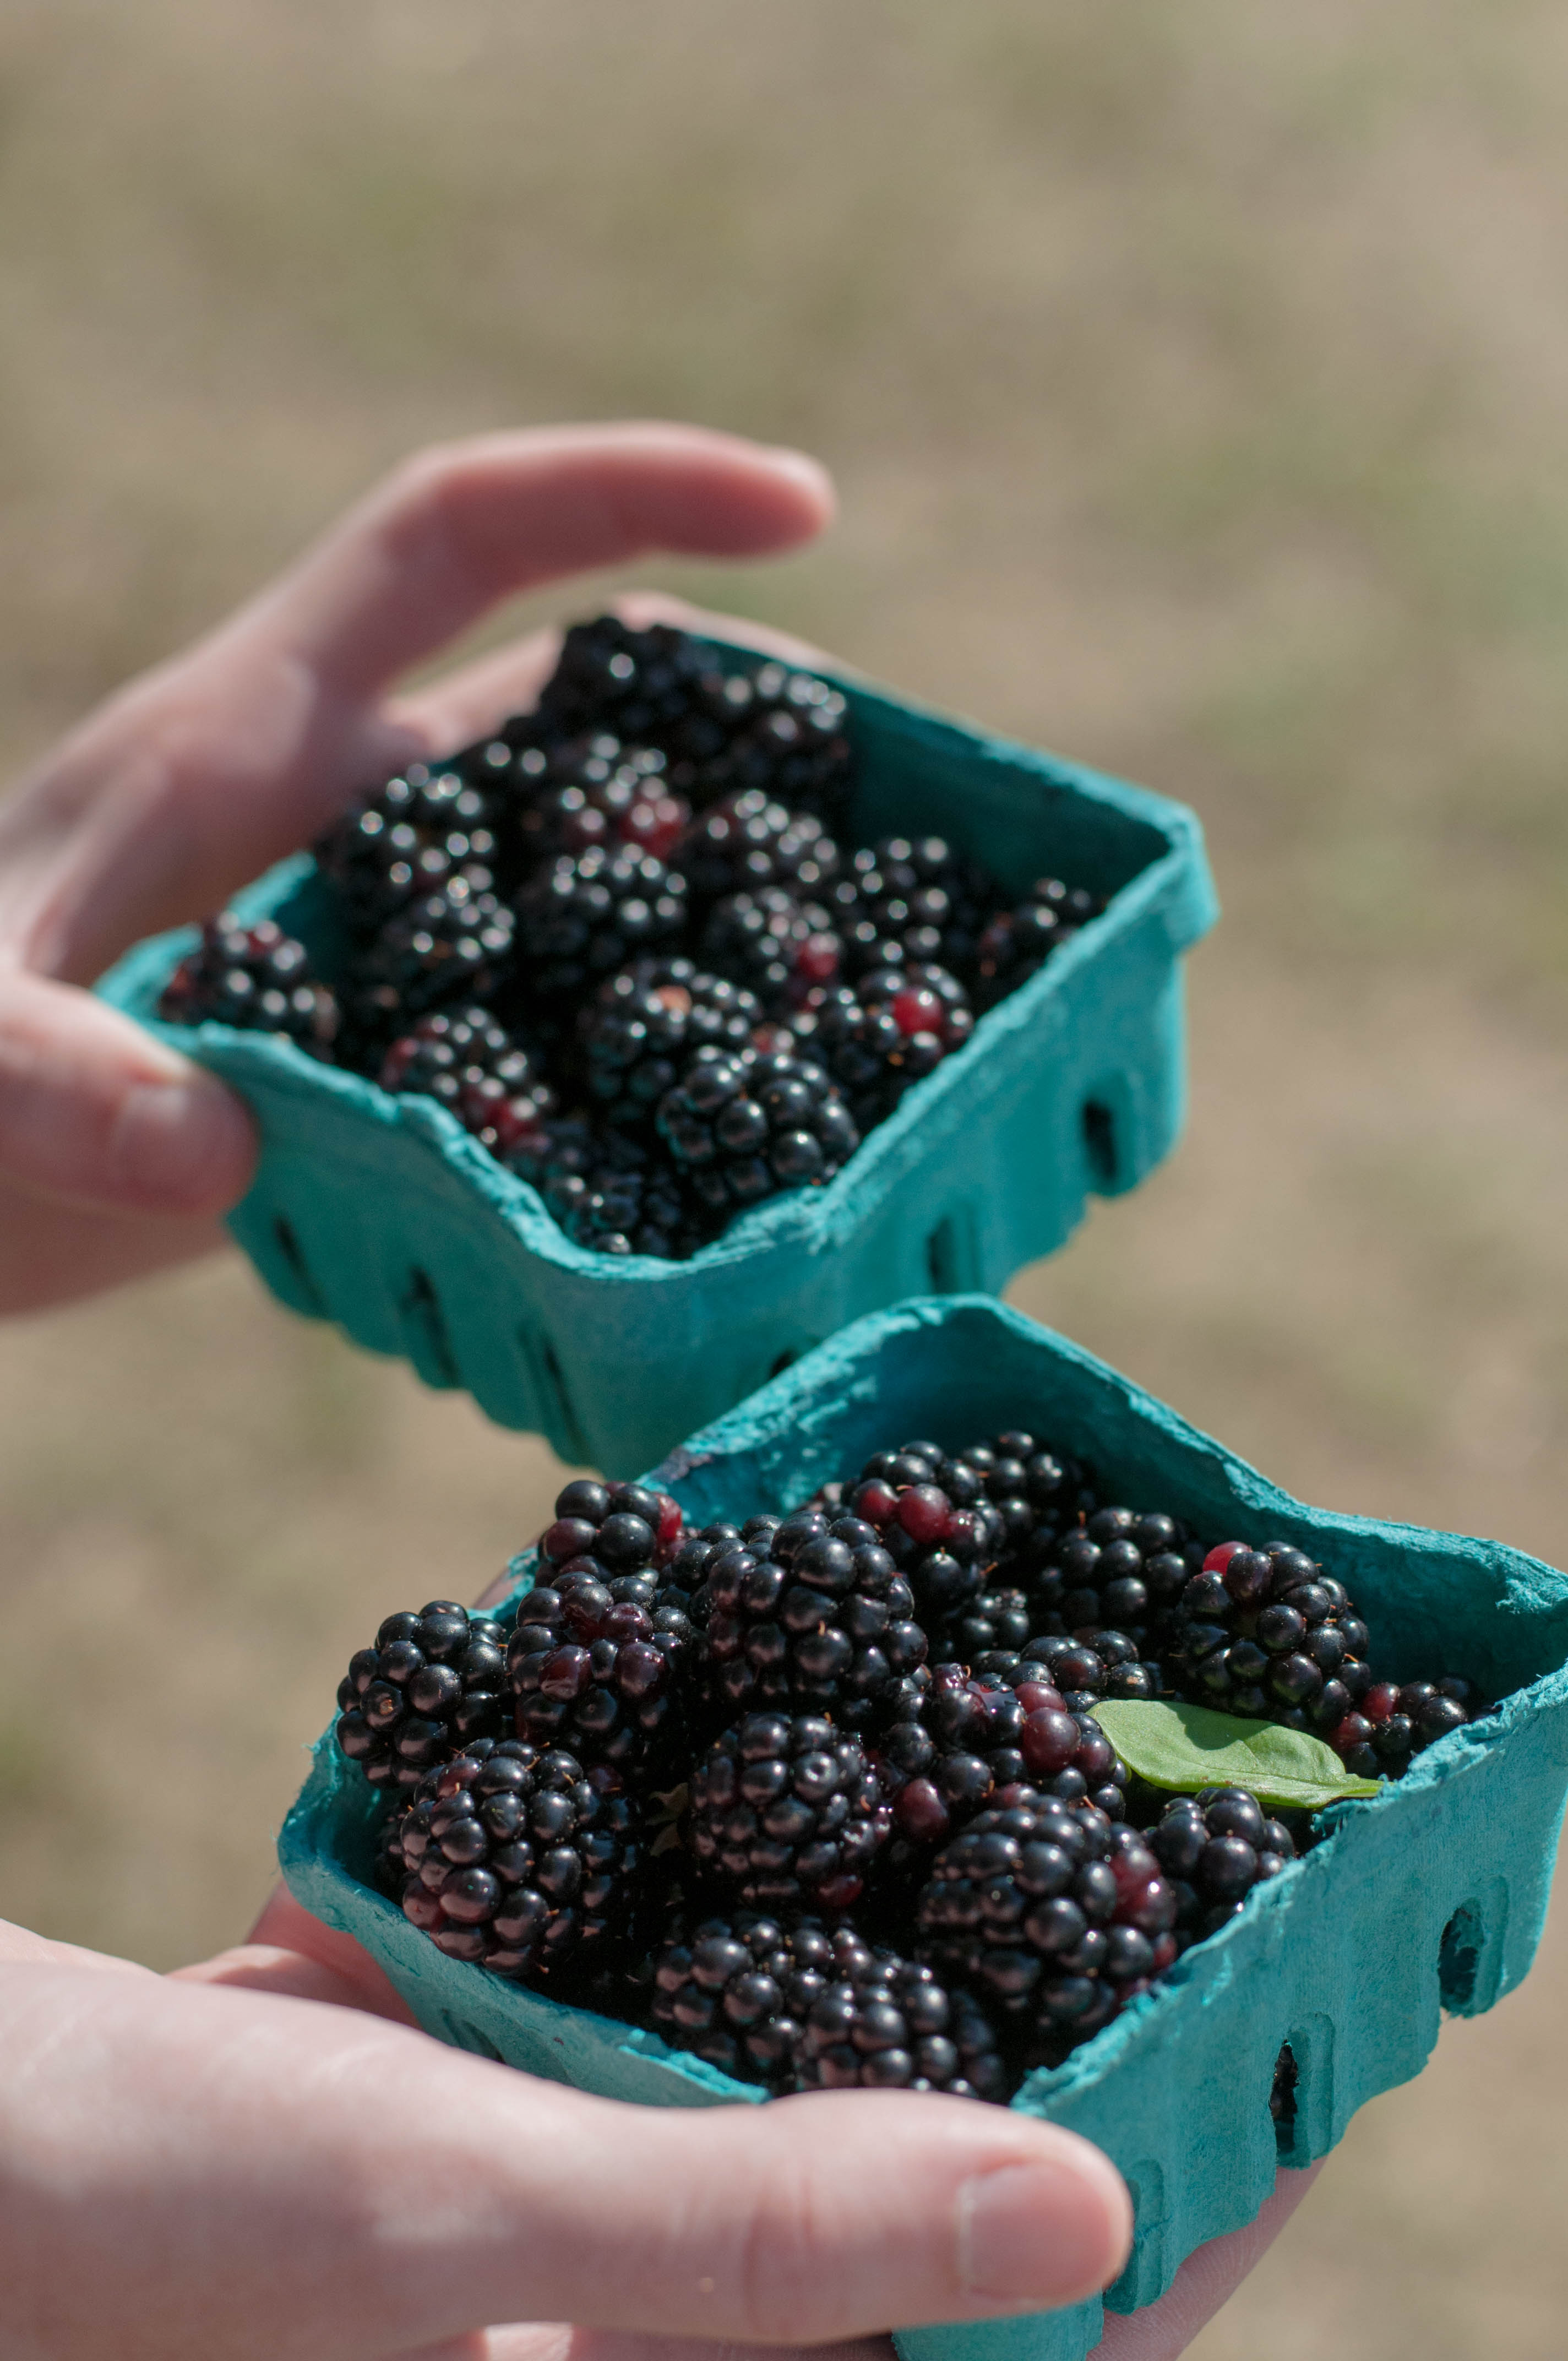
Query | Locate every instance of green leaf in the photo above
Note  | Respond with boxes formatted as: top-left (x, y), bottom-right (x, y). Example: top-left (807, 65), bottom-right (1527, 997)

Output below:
top-left (1088, 1699), bottom-right (1384, 1811)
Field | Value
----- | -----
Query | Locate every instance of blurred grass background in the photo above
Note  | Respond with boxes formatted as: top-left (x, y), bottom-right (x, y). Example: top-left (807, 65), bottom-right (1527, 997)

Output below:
top-left (3, 0), bottom-right (1567, 2350)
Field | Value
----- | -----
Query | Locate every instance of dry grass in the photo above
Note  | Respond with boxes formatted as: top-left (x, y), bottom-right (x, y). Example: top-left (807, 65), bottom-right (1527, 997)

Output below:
top-left (4, 1), bottom-right (1568, 2348)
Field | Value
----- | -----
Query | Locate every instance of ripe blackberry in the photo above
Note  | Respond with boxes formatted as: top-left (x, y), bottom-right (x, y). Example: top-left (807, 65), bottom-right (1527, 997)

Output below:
top-left (795, 962), bottom-right (974, 1129)
top-left (1145, 1788), bottom-right (1304, 1949)
top-left (379, 1006), bottom-right (557, 1160)
top-left (507, 1479), bottom-right (696, 1772)
top-left (689, 1510), bottom-right (929, 1729)
top-left (335, 1601), bottom-right (514, 1792)
top-left (667, 660), bottom-right (854, 829)
top-left (656, 1047), bottom-right (859, 1215)
top-left (349, 875), bottom-right (516, 1040)
top-left (512, 846), bottom-right (687, 1009)
top-left (505, 735), bottom-right (692, 874)
top-left (877, 1666), bottom-right (1128, 1853)
top-left (1332, 1674), bottom-right (1483, 1780)
top-left (391, 1742), bottom-right (640, 1977)
top-left (679, 791), bottom-right (840, 906)
top-left (974, 879), bottom-right (1108, 1012)
top-left (700, 888), bottom-right (843, 1013)
top-left (916, 1795), bottom-right (1178, 2061)
top-left (159, 915), bottom-right (339, 1056)
top-left (576, 960), bottom-right (762, 1131)
top-left (315, 764), bottom-right (500, 934)
top-left (688, 1712), bottom-right (891, 1910)
top-left (1023, 1506), bottom-right (1200, 1657)
top-left (1020, 1629), bottom-right (1167, 1713)
top-left (647, 1910), bottom-right (846, 2087)
top-left (1164, 1540), bottom-right (1374, 1739)
top-left (839, 1441), bottom-right (1017, 1635)
top-left (794, 1948), bottom-right (1008, 2099)
top-left (538, 617), bottom-right (713, 748)
top-left (828, 837), bottom-right (997, 981)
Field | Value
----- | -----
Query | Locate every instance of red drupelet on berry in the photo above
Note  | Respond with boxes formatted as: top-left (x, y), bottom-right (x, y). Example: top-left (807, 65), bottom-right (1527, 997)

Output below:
top-left (1145, 1787), bottom-right (1305, 1948)
top-left (689, 1509), bottom-right (929, 1731)
top-left (916, 1793), bottom-right (1178, 2065)
top-left (379, 1006), bottom-right (557, 1160)
top-left (794, 962), bottom-right (974, 1131)
top-left (875, 1665), bottom-right (1129, 1857)
top-left (700, 887), bottom-right (844, 1014)
top-left (389, 1742), bottom-right (640, 1979)
top-left (974, 878), bottom-right (1107, 1011)
top-left (159, 915), bottom-right (339, 1057)
top-left (1335, 1674), bottom-right (1484, 1780)
top-left (688, 1712), bottom-right (892, 1910)
top-left (656, 1046), bottom-right (859, 1215)
top-left (793, 1945), bottom-right (1008, 2099)
top-left (335, 1601), bottom-right (514, 1792)
top-left (507, 736), bottom-right (691, 873)
top-left (1019, 1629), bottom-right (1167, 1712)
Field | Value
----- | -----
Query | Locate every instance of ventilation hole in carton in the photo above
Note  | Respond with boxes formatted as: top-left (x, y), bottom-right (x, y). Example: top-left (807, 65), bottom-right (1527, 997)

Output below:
top-left (1440, 1902), bottom-right (1484, 2013)
top-left (400, 1267), bottom-right (460, 1388)
top-left (1271, 2041), bottom-right (1299, 2159)
top-left (271, 1216), bottom-right (327, 1316)
top-left (1083, 1098), bottom-right (1119, 1190)
top-left (769, 1343), bottom-right (809, 1380)
top-left (926, 1206), bottom-right (976, 1293)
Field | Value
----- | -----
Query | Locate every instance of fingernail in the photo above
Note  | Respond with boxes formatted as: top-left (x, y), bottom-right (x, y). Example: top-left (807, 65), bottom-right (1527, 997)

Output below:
top-left (110, 1074), bottom-right (256, 1212)
top-left (767, 446), bottom-right (836, 505)
top-left (957, 2155), bottom-right (1130, 2305)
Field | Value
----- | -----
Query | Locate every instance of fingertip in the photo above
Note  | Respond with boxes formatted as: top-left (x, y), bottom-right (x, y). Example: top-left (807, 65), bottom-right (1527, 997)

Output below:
top-left (956, 2129), bottom-right (1133, 2311)
top-left (107, 1064), bottom-right (258, 1215)
top-left (760, 444), bottom-right (837, 536)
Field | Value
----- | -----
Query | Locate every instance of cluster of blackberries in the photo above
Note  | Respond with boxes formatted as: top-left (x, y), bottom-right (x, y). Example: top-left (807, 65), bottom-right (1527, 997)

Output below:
top-left (162, 617), bottom-right (1108, 1259)
top-left (336, 1418), bottom-right (1490, 2103)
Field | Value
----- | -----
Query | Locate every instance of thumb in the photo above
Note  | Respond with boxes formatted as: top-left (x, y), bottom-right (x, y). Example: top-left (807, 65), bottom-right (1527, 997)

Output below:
top-left (0, 969), bottom-right (255, 1216)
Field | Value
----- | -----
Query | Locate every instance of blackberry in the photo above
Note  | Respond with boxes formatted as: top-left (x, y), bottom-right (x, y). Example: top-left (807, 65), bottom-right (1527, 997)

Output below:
top-left (507, 736), bottom-right (691, 873)
top-left (828, 837), bottom-right (997, 981)
top-left (314, 764), bottom-right (500, 935)
top-left (1019, 1630), bottom-right (1167, 1713)
top-left (679, 791), bottom-right (840, 906)
top-left (335, 1600), bottom-right (514, 1792)
top-left (667, 660), bottom-right (854, 829)
top-left (1023, 1506), bottom-right (1200, 1657)
top-left (1332, 1674), bottom-right (1483, 1780)
top-left (877, 1664), bottom-right (1128, 1853)
top-left (974, 879), bottom-right (1108, 1012)
top-left (349, 875), bottom-right (516, 1038)
top-left (507, 1113), bottom-right (710, 1259)
top-left (1145, 1788), bottom-right (1304, 1949)
top-left (391, 1742), bottom-right (640, 1977)
top-left (700, 888), bottom-right (843, 1013)
top-left (1164, 1539), bottom-right (1374, 1739)
top-left (512, 846), bottom-right (687, 1009)
top-left (647, 1910), bottom-right (846, 2087)
top-left (840, 1443), bottom-right (1013, 1635)
top-left (576, 960), bottom-right (761, 1131)
top-left (916, 1795), bottom-right (1178, 2062)
top-left (688, 1712), bottom-right (891, 1910)
top-left (159, 915), bottom-right (339, 1056)
top-left (507, 1479), bottom-right (696, 1772)
top-left (689, 1510), bottom-right (929, 1729)
top-left (538, 617), bottom-right (713, 748)
top-left (656, 1047), bottom-right (859, 1215)
top-left (794, 1947), bottom-right (1008, 2100)
top-left (379, 1006), bottom-right (557, 1160)
top-left (795, 962), bottom-right (974, 1129)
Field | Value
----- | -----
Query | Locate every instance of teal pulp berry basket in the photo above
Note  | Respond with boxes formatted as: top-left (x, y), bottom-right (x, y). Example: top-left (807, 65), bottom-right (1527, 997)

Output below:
top-left (279, 1295), bottom-right (1568, 2361)
top-left (97, 654), bottom-right (1217, 1475)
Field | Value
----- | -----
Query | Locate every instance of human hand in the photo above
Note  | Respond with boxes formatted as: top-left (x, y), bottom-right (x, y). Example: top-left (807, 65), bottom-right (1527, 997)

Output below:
top-left (0, 423), bottom-right (835, 1317)
top-left (0, 1895), bottom-right (1133, 2361)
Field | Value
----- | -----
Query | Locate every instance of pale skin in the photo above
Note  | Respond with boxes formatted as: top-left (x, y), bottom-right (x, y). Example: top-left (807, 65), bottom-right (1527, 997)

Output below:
top-left (0, 423), bottom-right (1320, 2359)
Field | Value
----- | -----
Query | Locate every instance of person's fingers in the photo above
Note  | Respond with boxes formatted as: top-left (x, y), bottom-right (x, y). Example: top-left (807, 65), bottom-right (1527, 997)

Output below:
top-left (1090, 2164), bottom-right (1324, 2359)
top-left (0, 1963), bottom-right (1130, 2359)
top-left (0, 1166), bottom-right (233, 1315)
top-left (0, 971), bottom-right (255, 1218)
top-left (237, 424), bottom-right (835, 700)
top-left (172, 1883), bottom-right (418, 2026)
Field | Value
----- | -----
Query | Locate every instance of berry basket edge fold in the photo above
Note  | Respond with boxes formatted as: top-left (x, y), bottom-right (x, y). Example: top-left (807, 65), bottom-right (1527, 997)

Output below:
top-left (277, 1296), bottom-right (1568, 2361)
top-left (95, 656), bottom-right (1218, 1476)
